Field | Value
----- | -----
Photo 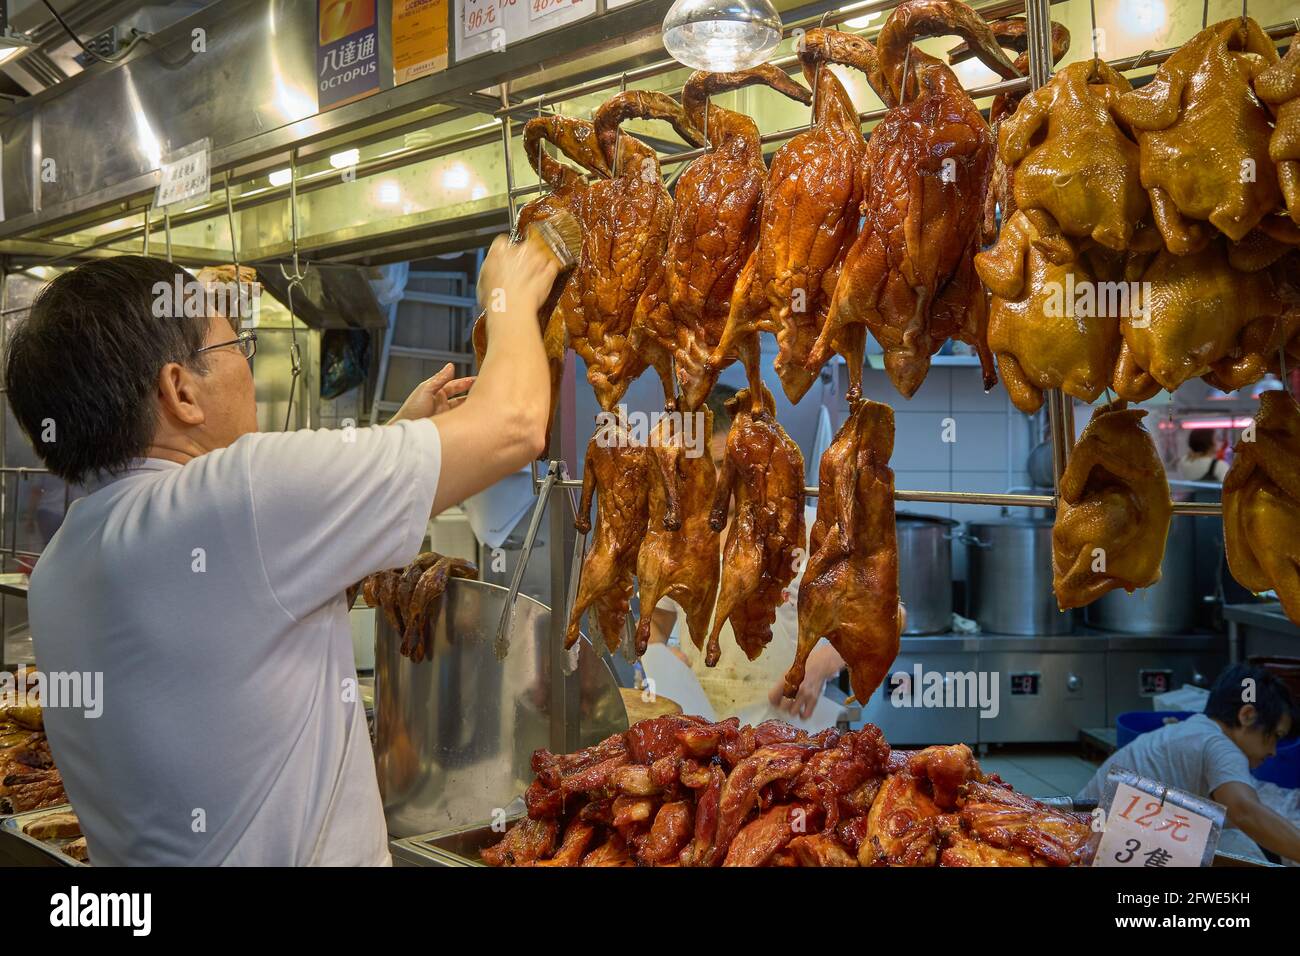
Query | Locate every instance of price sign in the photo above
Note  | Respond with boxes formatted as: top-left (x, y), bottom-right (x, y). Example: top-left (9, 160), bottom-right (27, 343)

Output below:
top-left (1093, 770), bottom-right (1224, 868)
top-left (530, 0), bottom-right (577, 21)
top-left (154, 139), bottom-right (211, 210)
top-left (463, 0), bottom-right (500, 38)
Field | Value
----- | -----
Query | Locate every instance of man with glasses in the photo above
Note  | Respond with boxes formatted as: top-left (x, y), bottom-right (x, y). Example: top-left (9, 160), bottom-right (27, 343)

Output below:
top-left (3, 244), bottom-right (556, 865)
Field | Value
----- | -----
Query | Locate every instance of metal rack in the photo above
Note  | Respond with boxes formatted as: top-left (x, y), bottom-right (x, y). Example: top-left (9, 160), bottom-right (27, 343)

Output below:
top-left (485, 1), bottom-right (1300, 729)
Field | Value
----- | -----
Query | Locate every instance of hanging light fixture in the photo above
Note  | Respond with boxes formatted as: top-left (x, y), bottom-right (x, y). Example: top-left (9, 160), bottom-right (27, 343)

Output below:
top-left (661, 0), bottom-right (783, 72)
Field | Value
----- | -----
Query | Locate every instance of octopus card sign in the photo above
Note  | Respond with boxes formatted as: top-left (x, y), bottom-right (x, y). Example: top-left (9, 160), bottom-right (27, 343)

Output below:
top-left (317, 0), bottom-right (380, 111)
top-left (1093, 769), bottom-right (1224, 868)
top-left (393, 0), bottom-right (449, 85)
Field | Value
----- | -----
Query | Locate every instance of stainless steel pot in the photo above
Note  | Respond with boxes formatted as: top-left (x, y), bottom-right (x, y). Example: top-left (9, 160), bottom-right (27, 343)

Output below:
top-left (966, 519), bottom-right (1074, 636)
top-left (896, 512), bottom-right (957, 635)
top-left (1085, 517), bottom-right (1196, 634)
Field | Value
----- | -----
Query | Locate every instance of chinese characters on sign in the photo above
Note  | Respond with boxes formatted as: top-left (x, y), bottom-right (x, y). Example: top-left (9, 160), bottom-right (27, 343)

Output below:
top-left (1094, 775), bottom-right (1225, 868)
top-left (317, 0), bottom-right (380, 111)
top-left (154, 139), bottom-right (211, 210)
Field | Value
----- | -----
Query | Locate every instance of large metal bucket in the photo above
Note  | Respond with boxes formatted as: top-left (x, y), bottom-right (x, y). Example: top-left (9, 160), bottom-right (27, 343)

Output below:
top-left (373, 577), bottom-right (627, 838)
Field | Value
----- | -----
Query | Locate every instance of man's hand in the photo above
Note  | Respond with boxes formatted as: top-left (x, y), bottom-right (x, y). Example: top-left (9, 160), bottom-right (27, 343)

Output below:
top-left (476, 232), bottom-right (560, 319)
top-left (389, 363), bottom-right (475, 424)
top-left (769, 642), bottom-right (844, 720)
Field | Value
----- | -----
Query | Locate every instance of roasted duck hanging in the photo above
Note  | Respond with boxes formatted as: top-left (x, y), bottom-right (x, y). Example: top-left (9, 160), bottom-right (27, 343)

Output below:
top-left (615, 66), bottom-right (812, 412)
top-left (786, 399), bottom-right (902, 706)
top-left (473, 116), bottom-right (606, 445)
top-left (1116, 18), bottom-right (1281, 254)
top-left (1256, 34), bottom-right (1300, 223)
top-left (996, 58), bottom-right (1149, 252)
top-left (633, 408), bottom-right (720, 656)
top-left (976, 210), bottom-right (1123, 414)
top-left (704, 383), bottom-right (806, 666)
top-left (358, 552), bottom-right (479, 662)
top-left (565, 418), bottom-right (650, 653)
top-left (809, 0), bottom-right (1019, 399)
top-left (1223, 391), bottom-right (1300, 625)
top-left (709, 28), bottom-right (875, 406)
top-left (574, 91), bottom-right (706, 410)
top-left (1052, 401), bottom-right (1172, 610)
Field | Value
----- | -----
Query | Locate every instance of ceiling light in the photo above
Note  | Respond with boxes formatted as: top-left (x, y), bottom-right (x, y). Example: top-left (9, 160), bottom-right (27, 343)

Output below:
top-left (442, 163), bottom-right (470, 191)
top-left (662, 0), bottom-right (782, 71)
top-left (268, 168), bottom-right (292, 187)
top-left (329, 148), bottom-right (359, 169)
top-left (0, 30), bottom-right (36, 68)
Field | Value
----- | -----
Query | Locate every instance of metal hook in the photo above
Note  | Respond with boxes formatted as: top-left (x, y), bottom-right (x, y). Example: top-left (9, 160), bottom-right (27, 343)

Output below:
top-left (223, 169), bottom-right (244, 324)
top-left (901, 43), bottom-right (913, 106)
top-left (1132, 49), bottom-right (1155, 72)
top-left (613, 71), bottom-right (628, 178)
top-left (280, 148), bottom-right (307, 430)
top-left (810, 10), bottom-right (831, 129)
top-left (163, 209), bottom-right (173, 262)
top-left (1088, 0), bottom-right (1101, 81)
top-left (142, 203), bottom-right (151, 258)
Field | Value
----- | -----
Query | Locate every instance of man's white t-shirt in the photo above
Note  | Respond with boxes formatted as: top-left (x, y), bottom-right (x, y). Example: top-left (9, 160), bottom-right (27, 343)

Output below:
top-left (28, 420), bottom-right (441, 866)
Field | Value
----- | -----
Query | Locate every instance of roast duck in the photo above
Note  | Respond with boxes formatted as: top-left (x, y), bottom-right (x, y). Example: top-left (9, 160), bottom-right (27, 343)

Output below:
top-left (617, 66), bottom-right (812, 412)
top-left (1, 677), bottom-right (68, 815)
top-left (710, 28), bottom-right (873, 406)
top-left (1223, 391), bottom-right (1300, 625)
top-left (808, 0), bottom-right (1020, 399)
top-left (786, 398), bottom-right (902, 706)
top-left (705, 383), bottom-right (806, 666)
top-left (1257, 35), bottom-right (1300, 222)
top-left (565, 417), bottom-right (650, 653)
top-left (632, 408), bottom-right (721, 656)
top-left (483, 716), bottom-right (1093, 867)
top-left (356, 552), bottom-right (478, 662)
top-left (1052, 401), bottom-right (1172, 611)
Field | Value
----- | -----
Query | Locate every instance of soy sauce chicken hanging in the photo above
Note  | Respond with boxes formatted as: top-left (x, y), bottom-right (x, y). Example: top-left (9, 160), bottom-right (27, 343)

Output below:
top-left (710, 28), bottom-right (876, 406)
top-left (1116, 17), bottom-right (1281, 254)
top-left (1256, 34), bottom-right (1300, 223)
top-left (615, 67), bottom-right (812, 412)
top-left (809, 0), bottom-right (1020, 399)
top-left (575, 92), bottom-right (706, 410)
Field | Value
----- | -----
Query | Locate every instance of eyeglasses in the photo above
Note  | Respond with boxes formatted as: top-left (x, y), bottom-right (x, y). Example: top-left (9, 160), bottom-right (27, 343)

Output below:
top-left (194, 329), bottom-right (257, 361)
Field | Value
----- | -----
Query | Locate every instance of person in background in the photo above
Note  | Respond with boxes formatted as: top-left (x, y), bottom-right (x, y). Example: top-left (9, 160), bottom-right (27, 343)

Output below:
top-left (4, 239), bottom-right (556, 866)
top-left (646, 385), bottom-right (846, 723)
top-left (1078, 664), bottom-right (1300, 864)
top-left (1175, 428), bottom-right (1228, 483)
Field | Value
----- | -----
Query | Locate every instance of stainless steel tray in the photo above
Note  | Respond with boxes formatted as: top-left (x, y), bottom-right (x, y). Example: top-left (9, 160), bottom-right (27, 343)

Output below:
top-left (390, 818), bottom-right (519, 867)
top-left (0, 804), bottom-right (86, 866)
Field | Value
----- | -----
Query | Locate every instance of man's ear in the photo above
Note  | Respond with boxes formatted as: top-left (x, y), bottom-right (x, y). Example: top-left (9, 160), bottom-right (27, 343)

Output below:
top-left (157, 361), bottom-right (206, 427)
top-left (1237, 703), bottom-right (1259, 730)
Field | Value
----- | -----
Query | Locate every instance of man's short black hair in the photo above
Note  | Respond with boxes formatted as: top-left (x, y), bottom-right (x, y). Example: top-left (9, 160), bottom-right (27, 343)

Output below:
top-left (1187, 428), bottom-right (1215, 454)
top-left (4, 255), bottom-right (211, 485)
top-left (1203, 663), bottom-right (1296, 737)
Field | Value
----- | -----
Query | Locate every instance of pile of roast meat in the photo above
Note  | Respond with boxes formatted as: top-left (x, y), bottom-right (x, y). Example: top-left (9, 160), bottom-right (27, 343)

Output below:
top-left (482, 715), bottom-right (1093, 867)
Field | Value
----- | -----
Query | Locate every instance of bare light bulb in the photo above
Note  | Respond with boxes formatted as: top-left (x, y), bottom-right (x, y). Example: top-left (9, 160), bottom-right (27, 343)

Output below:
top-left (662, 0), bottom-right (782, 72)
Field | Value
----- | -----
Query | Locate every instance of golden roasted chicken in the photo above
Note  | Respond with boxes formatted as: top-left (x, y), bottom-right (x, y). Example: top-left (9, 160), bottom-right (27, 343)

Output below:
top-left (486, 717), bottom-right (1093, 867)
top-left (710, 28), bottom-right (873, 405)
top-left (1052, 401), bottom-right (1172, 610)
top-left (1257, 35), bottom-right (1300, 223)
top-left (998, 58), bottom-right (1149, 252)
top-left (617, 67), bottom-right (812, 412)
top-left (633, 408), bottom-right (720, 655)
top-left (705, 383), bottom-right (806, 666)
top-left (1223, 391), bottom-right (1300, 625)
top-left (786, 399), bottom-right (902, 705)
top-left (571, 92), bottom-right (706, 409)
top-left (976, 209), bottom-right (1123, 413)
top-left (359, 551), bottom-right (478, 662)
top-left (1116, 18), bottom-right (1281, 254)
top-left (810, 0), bottom-right (1019, 398)
top-left (565, 419), bottom-right (650, 653)
top-left (1112, 232), bottom-right (1292, 401)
